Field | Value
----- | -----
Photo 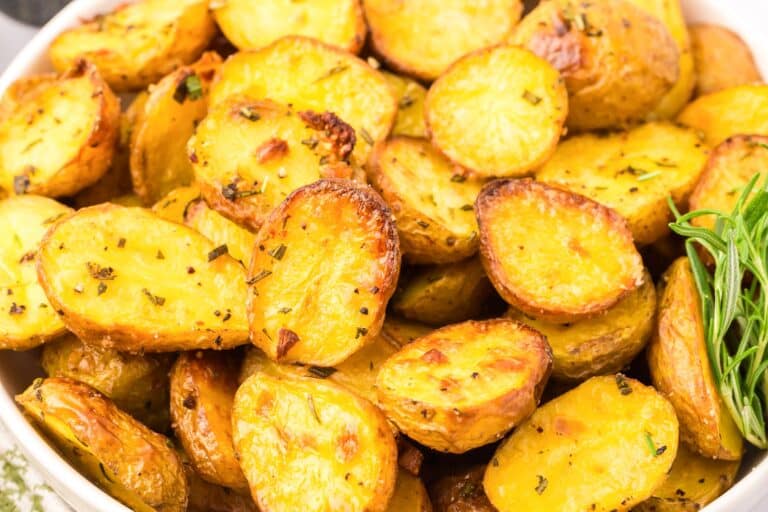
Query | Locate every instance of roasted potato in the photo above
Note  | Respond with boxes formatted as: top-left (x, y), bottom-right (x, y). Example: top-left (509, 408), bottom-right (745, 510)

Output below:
top-left (0, 60), bottom-right (120, 198)
top-left (425, 45), bottom-right (568, 178)
top-left (37, 204), bottom-right (249, 352)
top-left (17, 377), bottom-right (188, 511)
top-left (392, 258), bottom-right (494, 326)
top-left (430, 465), bottom-right (495, 512)
top-left (633, 444), bottom-right (740, 512)
top-left (233, 371), bottom-right (398, 512)
top-left (380, 316), bottom-right (433, 346)
top-left (507, 268), bottom-right (656, 382)
top-left (536, 122), bottom-right (709, 245)
top-left (510, 0), bottom-right (679, 131)
top-left (690, 24), bottom-right (762, 97)
top-left (364, 0), bottom-right (523, 82)
top-left (48, 0), bottom-right (216, 92)
top-left (210, 36), bottom-right (397, 165)
top-left (41, 334), bottom-right (172, 431)
top-left (369, 136), bottom-right (484, 263)
top-left (677, 85), bottom-right (768, 146)
top-left (151, 184), bottom-right (203, 223)
top-left (170, 351), bottom-right (248, 490)
top-left (483, 375), bottom-right (678, 512)
top-left (0, 195), bottom-right (71, 349)
top-left (0, 73), bottom-right (57, 120)
top-left (131, 52), bottom-right (221, 204)
top-left (476, 179), bottom-right (644, 322)
top-left (248, 179), bottom-right (400, 366)
top-left (190, 97), bottom-right (356, 231)
top-left (377, 319), bottom-right (552, 453)
top-left (389, 470), bottom-right (432, 512)
top-left (213, 0), bottom-right (366, 54)
top-left (382, 72), bottom-right (427, 138)
top-left (186, 463), bottom-right (258, 512)
top-left (182, 197), bottom-right (256, 267)
top-left (648, 257), bottom-right (743, 460)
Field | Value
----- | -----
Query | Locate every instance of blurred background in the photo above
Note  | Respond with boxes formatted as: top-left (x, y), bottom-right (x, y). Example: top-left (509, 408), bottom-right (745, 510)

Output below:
top-left (0, 0), bottom-right (70, 69)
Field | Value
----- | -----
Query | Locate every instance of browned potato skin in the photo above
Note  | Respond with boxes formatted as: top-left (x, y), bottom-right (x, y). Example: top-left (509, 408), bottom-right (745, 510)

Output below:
top-left (690, 24), bottom-right (762, 97)
top-left (430, 465), bottom-right (495, 512)
top-left (648, 257), bottom-right (743, 460)
top-left (185, 463), bottom-right (258, 512)
top-left (170, 351), bottom-right (248, 491)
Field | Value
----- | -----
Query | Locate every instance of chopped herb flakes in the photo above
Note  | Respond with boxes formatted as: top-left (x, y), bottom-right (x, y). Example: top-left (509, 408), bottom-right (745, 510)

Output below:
top-left (86, 262), bottom-right (116, 280)
top-left (269, 244), bottom-right (287, 260)
top-left (398, 96), bottom-right (414, 109)
top-left (278, 307), bottom-right (292, 314)
top-left (247, 270), bottom-right (272, 285)
top-left (97, 282), bottom-right (107, 296)
top-left (117, 238), bottom-right (126, 248)
top-left (615, 374), bottom-right (632, 395)
top-left (222, 182), bottom-right (260, 200)
top-left (359, 307), bottom-right (368, 315)
top-left (450, 174), bottom-right (466, 183)
top-left (522, 90), bottom-right (542, 105)
top-left (314, 65), bottom-right (348, 82)
top-left (360, 128), bottom-right (374, 146)
top-left (355, 327), bottom-right (368, 339)
top-left (535, 475), bottom-right (548, 495)
top-left (239, 106), bottom-right (261, 121)
top-left (637, 170), bottom-right (661, 182)
top-left (644, 431), bottom-right (666, 457)
top-left (307, 395), bottom-right (321, 423)
top-left (207, 245), bottom-right (229, 262)
top-left (141, 288), bottom-right (165, 306)
top-left (307, 366), bottom-right (337, 379)
top-left (174, 73), bottom-right (203, 103)
top-left (458, 481), bottom-right (478, 499)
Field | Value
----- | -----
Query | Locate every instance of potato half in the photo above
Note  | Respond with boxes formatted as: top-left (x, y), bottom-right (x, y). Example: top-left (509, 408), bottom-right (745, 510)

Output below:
top-left (370, 136), bottom-right (484, 264)
top-left (377, 319), bottom-right (552, 453)
top-left (17, 377), bottom-right (188, 512)
top-left (382, 72), bottom-right (427, 138)
top-left (0, 61), bottom-right (120, 198)
top-left (183, 197), bottom-right (256, 267)
top-left (49, 0), bottom-right (216, 91)
top-left (425, 45), bottom-right (567, 178)
top-left (690, 24), bottom-right (762, 97)
top-left (648, 257), bottom-right (743, 460)
top-left (248, 179), bottom-right (400, 366)
top-left (37, 204), bottom-right (249, 352)
top-left (536, 122), bottom-right (709, 245)
top-left (483, 375), bottom-right (678, 512)
top-left (430, 465), bottom-right (495, 512)
top-left (233, 371), bottom-right (398, 512)
top-left (0, 195), bottom-right (71, 349)
top-left (476, 179), bottom-right (644, 322)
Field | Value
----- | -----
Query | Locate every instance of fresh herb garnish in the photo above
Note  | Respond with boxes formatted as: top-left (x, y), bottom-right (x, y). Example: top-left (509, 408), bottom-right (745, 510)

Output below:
top-left (535, 475), bottom-right (548, 495)
top-left (247, 270), bottom-right (272, 285)
top-left (637, 170), bottom-right (661, 182)
top-left (173, 73), bottom-right (203, 103)
top-left (269, 244), bottom-right (287, 260)
top-left (207, 245), bottom-right (229, 262)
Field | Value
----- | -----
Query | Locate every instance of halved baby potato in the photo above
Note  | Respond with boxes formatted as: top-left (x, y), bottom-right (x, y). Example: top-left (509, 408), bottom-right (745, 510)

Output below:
top-left (382, 72), bottom-right (427, 138)
top-left (377, 319), bottom-right (552, 453)
top-left (190, 97), bottom-right (356, 231)
top-left (678, 85), bottom-right (768, 145)
top-left (425, 45), bottom-right (568, 178)
top-left (0, 61), bottom-right (120, 198)
top-left (369, 136), bottom-right (484, 263)
top-left (536, 122), bottom-right (709, 245)
top-left (648, 257), bottom-right (743, 460)
top-left (210, 36), bottom-right (397, 165)
top-left (170, 351), bottom-right (248, 490)
top-left (0, 195), bottom-right (71, 349)
top-left (248, 179), bottom-right (400, 366)
top-left (37, 204), bottom-right (249, 353)
top-left (430, 465), bottom-right (495, 512)
top-left (233, 371), bottom-right (398, 512)
top-left (476, 179), bottom-right (644, 322)
top-left (690, 24), bottom-right (762, 97)
top-left (49, 0), bottom-right (216, 91)
top-left (183, 197), bottom-right (256, 267)
top-left (483, 375), bottom-right (678, 512)
top-left (388, 470), bottom-right (432, 512)
top-left (213, 0), bottom-right (366, 54)
top-left (507, 268), bottom-right (656, 382)
top-left (17, 377), bottom-right (188, 512)
top-left (131, 52), bottom-right (221, 204)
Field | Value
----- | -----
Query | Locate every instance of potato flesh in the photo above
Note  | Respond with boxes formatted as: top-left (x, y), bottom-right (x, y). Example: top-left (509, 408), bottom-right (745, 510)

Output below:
top-left (483, 375), bottom-right (678, 512)
top-left (387, 470), bottom-right (431, 512)
top-left (426, 46), bottom-right (567, 177)
top-left (37, 204), bottom-right (249, 352)
top-left (233, 372), bottom-right (397, 512)
top-left (381, 72), bottom-right (427, 138)
top-left (0, 196), bottom-right (71, 348)
top-left (690, 24), bottom-right (762, 96)
top-left (183, 198), bottom-right (256, 267)
top-left (152, 184), bottom-right (202, 223)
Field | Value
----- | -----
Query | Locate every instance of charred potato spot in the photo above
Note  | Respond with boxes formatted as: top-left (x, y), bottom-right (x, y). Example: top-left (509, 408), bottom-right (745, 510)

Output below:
top-left (382, 72), bottom-right (427, 138)
top-left (425, 45), bottom-right (568, 178)
top-left (37, 204), bottom-right (249, 352)
top-left (430, 465), bottom-right (495, 512)
top-left (690, 24), bottom-right (762, 97)
top-left (477, 179), bottom-right (644, 322)
top-left (377, 319), bottom-right (552, 453)
top-left (484, 375), bottom-right (678, 512)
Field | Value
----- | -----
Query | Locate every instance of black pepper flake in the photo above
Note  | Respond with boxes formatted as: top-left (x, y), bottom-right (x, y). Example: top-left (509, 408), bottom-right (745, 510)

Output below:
top-left (307, 366), bottom-right (337, 379)
top-left (460, 204), bottom-right (474, 211)
top-left (214, 335), bottom-right (223, 347)
top-left (416, 220), bottom-right (430, 228)
top-left (359, 307), bottom-right (368, 315)
top-left (492, 458), bottom-right (500, 467)
top-left (222, 311), bottom-right (231, 322)
top-left (247, 270), bottom-right (272, 285)
top-left (97, 282), bottom-right (107, 295)
top-left (86, 262), bottom-right (116, 280)
top-left (141, 288), bottom-right (165, 306)
top-left (182, 395), bottom-right (197, 409)
top-left (370, 286), bottom-right (379, 294)
top-left (535, 475), bottom-right (548, 495)
top-left (446, 236), bottom-right (457, 246)
top-left (208, 244), bottom-right (229, 262)
top-left (187, 266), bottom-right (196, 274)
top-left (655, 445), bottom-right (667, 456)
top-left (9, 303), bottom-right (26, 315)
top-left (471, 372), bottom-right (479, 379)
top-left (615, 374), bottom-right (633, 395)
top-left (117, 238), bottom-right (126, 248)
top-left (278, 307), bottom-right (292, 314)
top-left (156, 250), bottom-right (165, 260)
top-left (13, 175), bottom-right (30, 195)
top-left (355, 327), bottom-right (368, 339)
top-left (269, 244), bottom-right (287, 260)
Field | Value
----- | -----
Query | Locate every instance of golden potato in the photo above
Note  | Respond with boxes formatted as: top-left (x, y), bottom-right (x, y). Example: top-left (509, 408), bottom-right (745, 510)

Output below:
top-left (0, 74), bottom-right (57, 120)
top-left (0, 61), bottom-right (120, 198)
top-left (233, 371), bottom-right (398, 512)
top-left (170, 351), bottom-right (248, 490)
top-left (182, 198), bottom-right (256, 267)
top-left (430, 465), bottom-right (495, 512)
top-left (648, 257), bottom-right (743, 460)
top-left (690, 24), bottom-right (762, 97)
top-left (388, 470), bottom-right (432, 512)
top-left (186, 463), bottom-right (258, 512)
top-left (17, 377), bottom-right (188, 512)
top-left (41, 334), bottom-right (172, 431)
top-left (49, 0), bottom-right (216, 92)
top-left (248, 179), bottom-right (400, 366)
top-left (425, 45), bottom-right (567, 178)
top-left (210, 36), bottom-right (397, 165)
top-left (536, 122), bottom-right (709, 245)
top-left (131, 52), bottom-right (221, 204)
top-left (511, 0), bottom-right (679, 131)
top-left (382, 72), bottom-right (427, 138)
top-left (483, 375), bottom-right (678, 512)
top-left (392, 258), bottom-right (494, 326)
top-left (369, 137), bottom-right (484, 263)
top-left (476, 179), bottom-right (644, 322)
top-left (377, 319), bottom-right (552, 453)
top-left (37, 204), bottom-right (249, 352)
top-left (190, 97), bottom-right (356, 231)
top-left (380, 316), bottom-right (433, 346)
top-left (152, 184), bottom-right (202, 223)
top-left (507, 269), bottom-right (656, 382)
top-left (213, 0), bottom-right (365, 53)
top-left (634, 444), bottom-right (740, 512)
top-left (678, 85), bottom-right (768, 146)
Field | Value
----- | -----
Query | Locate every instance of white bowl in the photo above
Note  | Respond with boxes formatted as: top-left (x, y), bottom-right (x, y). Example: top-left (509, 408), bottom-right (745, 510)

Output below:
top-left (1, 0), bottom-right (768, 510)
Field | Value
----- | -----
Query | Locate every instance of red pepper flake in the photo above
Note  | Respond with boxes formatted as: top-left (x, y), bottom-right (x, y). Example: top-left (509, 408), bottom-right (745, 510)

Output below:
top-left (255, 138), bottom-right (289, 164)
top-left (421, 348), bottom-right (448, 364)
top-left (276, 328), bottom-right (300, 360)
